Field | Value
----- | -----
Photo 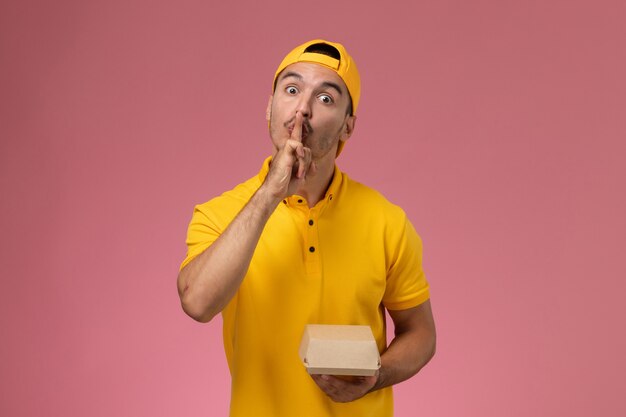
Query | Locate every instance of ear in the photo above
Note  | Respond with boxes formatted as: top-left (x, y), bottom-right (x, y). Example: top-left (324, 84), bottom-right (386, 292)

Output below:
top-left (340, 115), bottom-right (357, 142)
top-left (265, 95), bottom-right (273, 122)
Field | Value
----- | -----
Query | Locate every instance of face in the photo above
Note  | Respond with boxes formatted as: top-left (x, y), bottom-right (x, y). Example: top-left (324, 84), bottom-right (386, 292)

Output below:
top-left (267, 62), bottom-right (355, 161)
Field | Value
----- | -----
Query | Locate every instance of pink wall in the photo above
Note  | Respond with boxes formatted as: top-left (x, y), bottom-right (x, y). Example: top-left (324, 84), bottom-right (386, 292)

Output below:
top-left (1, 0), bottom-right (625, 416)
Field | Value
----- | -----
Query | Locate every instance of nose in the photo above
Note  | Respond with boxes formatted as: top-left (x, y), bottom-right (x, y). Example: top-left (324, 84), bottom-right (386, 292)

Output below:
top-left (296, 93), bottom-right (312, 119)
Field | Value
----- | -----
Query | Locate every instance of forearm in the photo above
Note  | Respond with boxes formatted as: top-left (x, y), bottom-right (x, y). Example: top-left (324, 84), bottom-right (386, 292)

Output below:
top-left (177, 184), bottom-right (281, 322)
top-left (178, 118), bottom-right (315, 323)
top-left (372, 302), bottom-right (437, 391)
top-left (309, 302), bottom-right (436, 403)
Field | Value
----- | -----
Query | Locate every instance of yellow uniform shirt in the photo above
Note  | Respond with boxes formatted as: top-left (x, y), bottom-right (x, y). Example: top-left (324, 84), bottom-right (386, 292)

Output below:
top-left (181, 158), bottom-right (430, 417)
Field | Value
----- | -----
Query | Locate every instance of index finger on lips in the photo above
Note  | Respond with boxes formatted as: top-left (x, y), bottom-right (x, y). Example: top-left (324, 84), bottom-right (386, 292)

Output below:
top-left (291, 111), bottom-right (303, 142)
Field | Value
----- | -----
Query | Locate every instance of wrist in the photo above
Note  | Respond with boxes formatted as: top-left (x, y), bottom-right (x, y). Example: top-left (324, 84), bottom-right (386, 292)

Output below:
top-left (368, 368), bottom-right (385, 393)
top-left (253, 183), bottom-right (283, 213)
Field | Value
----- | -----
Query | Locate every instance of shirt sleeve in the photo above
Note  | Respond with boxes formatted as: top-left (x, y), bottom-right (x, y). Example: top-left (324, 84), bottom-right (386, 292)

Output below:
top-left (382, 214), bottom-right (430, 311)
top-left (179, 204), bottom-right (222, 271)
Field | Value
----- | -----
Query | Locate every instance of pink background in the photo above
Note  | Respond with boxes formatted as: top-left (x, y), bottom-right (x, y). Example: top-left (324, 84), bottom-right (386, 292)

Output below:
top-left (1, 0), bottom-right (625, 416)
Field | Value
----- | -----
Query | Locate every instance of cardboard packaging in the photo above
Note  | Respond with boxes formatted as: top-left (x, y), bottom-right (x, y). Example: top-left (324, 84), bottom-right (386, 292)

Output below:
top-left (299, 324), bottom-right (381, 376)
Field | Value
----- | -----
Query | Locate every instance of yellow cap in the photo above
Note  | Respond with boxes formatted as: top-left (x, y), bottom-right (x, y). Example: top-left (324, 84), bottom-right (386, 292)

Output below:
top-left (273, 39), bottom-right (360, 115)
top-left (272, 39), bottom-right (360, 156)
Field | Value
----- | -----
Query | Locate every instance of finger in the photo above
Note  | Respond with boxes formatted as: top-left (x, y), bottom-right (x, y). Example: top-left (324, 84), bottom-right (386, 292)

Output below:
top-left (315, 375), bottom-right (342, 389)
top-left (284, 140), bottom-right (307, 179)
top-left (284, 139), bottom-right (304, 156)
top-left (298, 147), bottom-right (312, 179)
top-left (311, 375), bottom-right (335, 393)
top-left (314, 375), bottom-right (349, 402)
top-left (291, 111), bottom-right (303, 142)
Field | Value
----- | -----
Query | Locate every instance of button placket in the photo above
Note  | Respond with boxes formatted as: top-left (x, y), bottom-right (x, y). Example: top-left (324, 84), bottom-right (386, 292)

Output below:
top-left (305, 207), bottom-right (321, 278)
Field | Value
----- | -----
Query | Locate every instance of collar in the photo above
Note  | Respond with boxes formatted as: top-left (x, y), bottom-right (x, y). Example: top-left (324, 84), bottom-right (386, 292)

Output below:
top-left (257, 156), bottom-right (343, 205)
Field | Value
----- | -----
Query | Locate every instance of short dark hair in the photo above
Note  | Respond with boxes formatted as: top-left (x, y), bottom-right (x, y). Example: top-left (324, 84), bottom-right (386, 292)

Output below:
top-left (303, 43), bottom-right (341, 60)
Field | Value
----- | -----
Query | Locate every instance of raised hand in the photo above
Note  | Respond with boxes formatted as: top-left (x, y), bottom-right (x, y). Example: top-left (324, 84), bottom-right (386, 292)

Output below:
top-left (263, 111), bottom-right (316, 200)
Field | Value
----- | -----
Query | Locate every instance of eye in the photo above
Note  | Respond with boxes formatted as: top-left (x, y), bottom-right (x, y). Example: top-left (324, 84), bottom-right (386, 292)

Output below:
top-left (286, 86), bottom-right (298, 95)
top-left (318, 94), bottom-right (334, 104)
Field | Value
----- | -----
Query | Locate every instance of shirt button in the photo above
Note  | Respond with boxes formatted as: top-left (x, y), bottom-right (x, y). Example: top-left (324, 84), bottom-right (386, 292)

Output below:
top-left (309, 219), bottom-right (314, 226)
top-left (309, 246), bottom-right (315, 253)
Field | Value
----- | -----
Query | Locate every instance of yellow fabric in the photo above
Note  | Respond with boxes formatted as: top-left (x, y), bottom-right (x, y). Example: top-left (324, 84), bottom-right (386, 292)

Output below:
top-left (299, 52), bottom-right (340, 70)
top-left (181, 158), bottom-right (430, 417)
top-left (273, 39), bottom-right (361, 115)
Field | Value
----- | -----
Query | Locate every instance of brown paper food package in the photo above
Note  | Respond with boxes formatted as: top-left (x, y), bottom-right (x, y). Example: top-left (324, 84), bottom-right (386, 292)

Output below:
top-left (299, 324), bottom-right (381, 376)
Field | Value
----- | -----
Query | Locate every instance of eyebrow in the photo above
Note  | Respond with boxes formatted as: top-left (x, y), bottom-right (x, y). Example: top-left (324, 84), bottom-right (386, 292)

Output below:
top-left (279, 71), bottom-right (303, 82)
top-left (279, 71), bottom-right (344, 96)
top-left (320, 81), bottom-right (343, 96)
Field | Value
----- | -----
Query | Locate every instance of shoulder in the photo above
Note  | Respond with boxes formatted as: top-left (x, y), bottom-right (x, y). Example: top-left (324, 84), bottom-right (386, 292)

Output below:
top-left (193, 173), bottom-right (261, 228)
top-left (336, 172), bottom-right (423, 269)
top-left (340, 172), bottom-right (408, 225)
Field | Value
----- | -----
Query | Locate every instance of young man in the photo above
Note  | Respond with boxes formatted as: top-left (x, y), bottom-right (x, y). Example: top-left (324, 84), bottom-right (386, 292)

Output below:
top-left (178, 39), bottom-right (436, 417)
